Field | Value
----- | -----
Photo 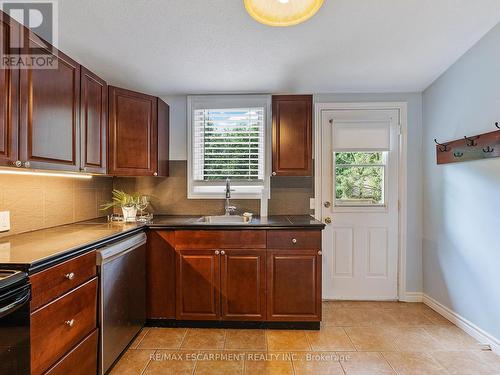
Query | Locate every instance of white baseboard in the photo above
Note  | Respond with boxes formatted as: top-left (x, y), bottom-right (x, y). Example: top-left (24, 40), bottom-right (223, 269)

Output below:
top-left (400, 292), bottom-right (423, 302)
top-left (423, 294), bottom-right (500, 355)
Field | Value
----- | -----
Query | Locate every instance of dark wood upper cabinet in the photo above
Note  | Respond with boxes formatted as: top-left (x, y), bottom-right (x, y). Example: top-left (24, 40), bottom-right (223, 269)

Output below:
top-left (80, 67), bottom-right (107, 174)
top-left (272, 95), bottom-right (313, 176)
top-left (267, 249), bottom-right (322, 321)
top-left (0, 13), bottom-right (19, 167)
top-left (19, 37), bottom-right (81, 171)
top-left (221, 249), bottom-right (266, 321)
top-left (108, 86), bottom-right (169, 177)
top-left (176, 249), bottom-right (221, 321)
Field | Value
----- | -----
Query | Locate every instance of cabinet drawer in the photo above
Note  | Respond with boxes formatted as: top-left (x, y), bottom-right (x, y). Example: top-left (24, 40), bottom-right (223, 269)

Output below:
top-left (267, 230), bottom-right (321, 250)
top-left (30, 251), bottom-right (96, 311)
top-left (31, 278), bottom-right (98, 375)
top-left (44, 329), bottom-right (98, 375)
top-left (175, 230), bottom-right (266, 250)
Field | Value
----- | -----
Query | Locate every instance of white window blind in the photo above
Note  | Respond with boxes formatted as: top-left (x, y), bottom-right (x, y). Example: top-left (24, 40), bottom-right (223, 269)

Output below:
top-left (333, 122), bottom-right (391, 152)
top-left (193, 108), bottom-right (265, 181)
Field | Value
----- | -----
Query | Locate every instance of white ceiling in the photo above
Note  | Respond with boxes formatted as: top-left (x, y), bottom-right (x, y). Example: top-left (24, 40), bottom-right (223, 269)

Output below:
top-left (58, 0), bottom-right (500, 96)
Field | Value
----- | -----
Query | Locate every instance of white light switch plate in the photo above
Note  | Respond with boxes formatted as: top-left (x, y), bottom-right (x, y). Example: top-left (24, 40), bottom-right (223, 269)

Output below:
top-left (0, 211), bottom-right (10, 232)
top-left (309, 198), bottom-right (316, 210)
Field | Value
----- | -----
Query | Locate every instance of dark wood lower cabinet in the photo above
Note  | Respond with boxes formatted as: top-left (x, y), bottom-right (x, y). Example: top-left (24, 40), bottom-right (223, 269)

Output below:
top-left (176, 249), bottom-right (221, 320)
top-left (221, 249), bottom-right (266, 321)
top-left (267, 250), bottom-right (322, 321)
top-left (44, 329), bottom-right (98, 375)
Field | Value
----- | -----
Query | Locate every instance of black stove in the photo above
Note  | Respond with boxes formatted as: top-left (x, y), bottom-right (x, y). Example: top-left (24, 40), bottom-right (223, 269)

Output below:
top-left (0, 269), bottom-right (30, 375)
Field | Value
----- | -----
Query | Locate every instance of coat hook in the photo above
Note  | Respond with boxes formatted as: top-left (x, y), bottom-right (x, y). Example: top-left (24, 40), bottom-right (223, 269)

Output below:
top-left (453, 151), bottom-right (464, 158)
top-left (496, 122), bottom-right (500, 130)
top-left (464, 135), bottom-right (480, 147)
top-left (483, 146), bottom-right (495, 153)
top-left (434, 139), bottom-right (450, 152)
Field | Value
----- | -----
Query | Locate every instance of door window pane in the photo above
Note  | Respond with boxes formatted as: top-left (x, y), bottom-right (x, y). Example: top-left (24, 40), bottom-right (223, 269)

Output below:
top-left (334, 152), bottom-right (385, 206)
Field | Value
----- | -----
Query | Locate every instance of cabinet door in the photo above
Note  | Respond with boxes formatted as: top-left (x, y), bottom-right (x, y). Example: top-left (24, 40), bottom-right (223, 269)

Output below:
top-left (176, 249), bottom-right (220, 320)
top-left (0, 14), bottom-right (19, 167)
top-left (80, 67), bottom-right (107, 174)
top-left (272, 95), bottom-right (312, 176)
top-left (267, 250), bottom-right (321, 321)
top-left (221, 249), bottom-right (266, 321)
top-left (19, 39), bottom-right (80, 171)
top-left (147, 231), bottom-right (176, 319)
top-left (108, 86), bottom-right (158, 176)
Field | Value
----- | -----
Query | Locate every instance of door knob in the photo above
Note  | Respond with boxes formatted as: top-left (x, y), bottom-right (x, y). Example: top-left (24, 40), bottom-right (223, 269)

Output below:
top-left (323, 201), bottom-right (331, 208)
top-left (324, 217), bottom-right (332, 224)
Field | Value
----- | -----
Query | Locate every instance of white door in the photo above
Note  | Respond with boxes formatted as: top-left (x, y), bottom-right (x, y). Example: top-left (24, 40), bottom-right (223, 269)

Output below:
top-left (321, 108), bottom-right (400, 300)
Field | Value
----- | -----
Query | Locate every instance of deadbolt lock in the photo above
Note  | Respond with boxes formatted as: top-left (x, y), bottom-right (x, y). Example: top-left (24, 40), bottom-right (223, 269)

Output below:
top-left (323, 201), bottom-right (331, 208)
top-left (324, 217), bottom-right (332, 224)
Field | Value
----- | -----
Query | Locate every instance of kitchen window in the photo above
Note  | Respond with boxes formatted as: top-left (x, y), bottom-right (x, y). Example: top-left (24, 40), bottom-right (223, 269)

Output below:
top-left (187, 95), bottom-right (271, 199)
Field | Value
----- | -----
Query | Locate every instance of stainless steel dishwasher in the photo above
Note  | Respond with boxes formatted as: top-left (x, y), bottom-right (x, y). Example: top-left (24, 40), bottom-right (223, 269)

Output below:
top-left (96, 232), bottom-right (147, 375)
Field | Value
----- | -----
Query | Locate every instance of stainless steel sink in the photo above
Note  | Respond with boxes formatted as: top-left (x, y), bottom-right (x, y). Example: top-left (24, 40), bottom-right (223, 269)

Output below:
top-left (197, 215), bottom-right (251, 224)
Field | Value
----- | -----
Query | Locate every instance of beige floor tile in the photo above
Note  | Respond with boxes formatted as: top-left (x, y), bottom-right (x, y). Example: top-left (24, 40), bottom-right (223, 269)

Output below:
top-left (424, 326), bottom-right (480, 350)
top-left (244, 355), bottom-right (294, 375)
top-left (181, 329), bottom-right (226, 350)
top-left (144, 350), bottom-right (196, 374)
top-left (431, 351), bottom-right (499, 375)
top-left (109, 349), bottom-right (155, 375)
top-left (344, 327), bottom-right (399, 352)
top-left (138, 328), bottom-right (187, 349)
top-left (382, 352), bottom-right (448, 374)
top-left (389, 327), bottom-right (442, 352)
top-left (421, 309), bottom-right (453, 325)
top-left (306, 327), bottom-right (355, 351)
top-left (391, 309), bottom-right (435, 326)
top-left (341, 352), bottom-right (395, 375)
top-left (224, 329), bottom-right (267, 351)
top-left (130, 328), bottom-right (150, 349)
top-left (266, 330), bottom-right (311, 351)
top-left (338, 301), bottom-right (384, 309)
top-left (292, 352), bottom-right (345, 375)
top-left (322, 308), bottom-right (363, 327)
top-left (195, 358), bottom-right (244, 375)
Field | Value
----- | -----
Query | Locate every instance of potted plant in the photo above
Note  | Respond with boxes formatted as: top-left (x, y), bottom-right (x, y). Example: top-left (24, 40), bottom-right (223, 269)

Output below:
top-left (101, 190), bottom-right (142, 222)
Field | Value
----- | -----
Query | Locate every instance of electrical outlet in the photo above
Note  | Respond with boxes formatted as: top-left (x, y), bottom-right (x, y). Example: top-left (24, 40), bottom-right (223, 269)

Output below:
top-left (0, 211), bottom-right (10, 232)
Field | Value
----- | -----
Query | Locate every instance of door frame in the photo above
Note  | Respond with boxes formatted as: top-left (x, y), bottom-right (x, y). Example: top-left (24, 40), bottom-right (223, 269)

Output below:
top-left (314, 102), bottom-right (408, 301)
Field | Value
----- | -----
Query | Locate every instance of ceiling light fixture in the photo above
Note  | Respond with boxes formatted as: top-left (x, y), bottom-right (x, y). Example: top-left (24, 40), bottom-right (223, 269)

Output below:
top-left (0, 169), bottom-right (93, 179)
top-left (244, 0), bottom-right (324, 27)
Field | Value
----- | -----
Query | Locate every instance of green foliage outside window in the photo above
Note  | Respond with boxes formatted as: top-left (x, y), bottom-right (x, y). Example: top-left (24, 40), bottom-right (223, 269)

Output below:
top-left (335, 152), bottom-right (384, 205)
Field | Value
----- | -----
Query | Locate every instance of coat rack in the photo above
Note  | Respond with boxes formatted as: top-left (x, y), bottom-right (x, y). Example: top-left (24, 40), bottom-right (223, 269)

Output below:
top-left (435, 122), bottom-right (500, 165)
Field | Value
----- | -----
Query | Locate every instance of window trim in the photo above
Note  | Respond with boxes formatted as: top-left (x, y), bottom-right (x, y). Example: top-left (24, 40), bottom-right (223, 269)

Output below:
top-left (187, 95), bottom-right (272, 199)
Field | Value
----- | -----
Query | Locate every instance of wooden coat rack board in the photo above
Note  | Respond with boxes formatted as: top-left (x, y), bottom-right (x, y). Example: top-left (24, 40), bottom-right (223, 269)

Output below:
top-left (435, 122), bottom-right (500, 165)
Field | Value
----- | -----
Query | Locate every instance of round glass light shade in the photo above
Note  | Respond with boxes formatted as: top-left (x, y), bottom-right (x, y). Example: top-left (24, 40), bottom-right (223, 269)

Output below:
top-left (244, 0), bottom-right (324, 27)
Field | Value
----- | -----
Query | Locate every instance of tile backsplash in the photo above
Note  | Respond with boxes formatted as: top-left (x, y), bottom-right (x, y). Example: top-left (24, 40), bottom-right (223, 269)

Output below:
top-left (0, 174), bottom-right (113, 237)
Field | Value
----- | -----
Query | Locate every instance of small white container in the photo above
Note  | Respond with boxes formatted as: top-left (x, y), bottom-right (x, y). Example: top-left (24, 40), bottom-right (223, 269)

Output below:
top-left (121, 206), bottom-right (137, 222)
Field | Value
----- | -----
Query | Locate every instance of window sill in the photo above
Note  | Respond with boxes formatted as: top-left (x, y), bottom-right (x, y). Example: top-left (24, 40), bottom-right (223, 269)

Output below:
top-left (188, 185), bottom-right (265, 200)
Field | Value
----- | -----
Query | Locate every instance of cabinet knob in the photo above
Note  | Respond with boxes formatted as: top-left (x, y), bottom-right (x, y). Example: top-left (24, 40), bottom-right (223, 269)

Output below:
top-left (291, 238), bottom-right (297, 244)
top-left (324, 217), bottom-right (332, 224)
top-left (220, 250), bottom-right (225, 255)
top-left (318, 251), bottom-right (322, 255)
top-left (272, 172), bottom-right (277, 176)
top-left (65, 319), bottom-right (75, 327)
top-left (153, 172), bottom-right (158, 176)
top-left (14, 160), bottom-right (22, 168)
top-left (215, 250), bottom-right (220, 255)
top-left (65, 272), bottom-right (75, 280)
top-left (23, 161), bottom-right (30, 168)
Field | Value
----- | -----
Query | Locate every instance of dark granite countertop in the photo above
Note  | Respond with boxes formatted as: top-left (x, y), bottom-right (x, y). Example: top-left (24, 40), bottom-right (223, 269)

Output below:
top-left (0, 215), bottom-right (324, 272)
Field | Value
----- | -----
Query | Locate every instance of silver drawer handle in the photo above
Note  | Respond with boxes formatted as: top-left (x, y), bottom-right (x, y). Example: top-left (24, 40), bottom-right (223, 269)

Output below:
top-left (65, 319), bottom-right (75, 327)
top-left (291, 238), bottom-right (297, 244)
top-left (65, 272), bottom-right (75, 280)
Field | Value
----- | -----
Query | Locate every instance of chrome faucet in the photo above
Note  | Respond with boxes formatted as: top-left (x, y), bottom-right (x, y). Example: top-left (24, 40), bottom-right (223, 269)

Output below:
top-left (224, 178), bottom-right (236, 216)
